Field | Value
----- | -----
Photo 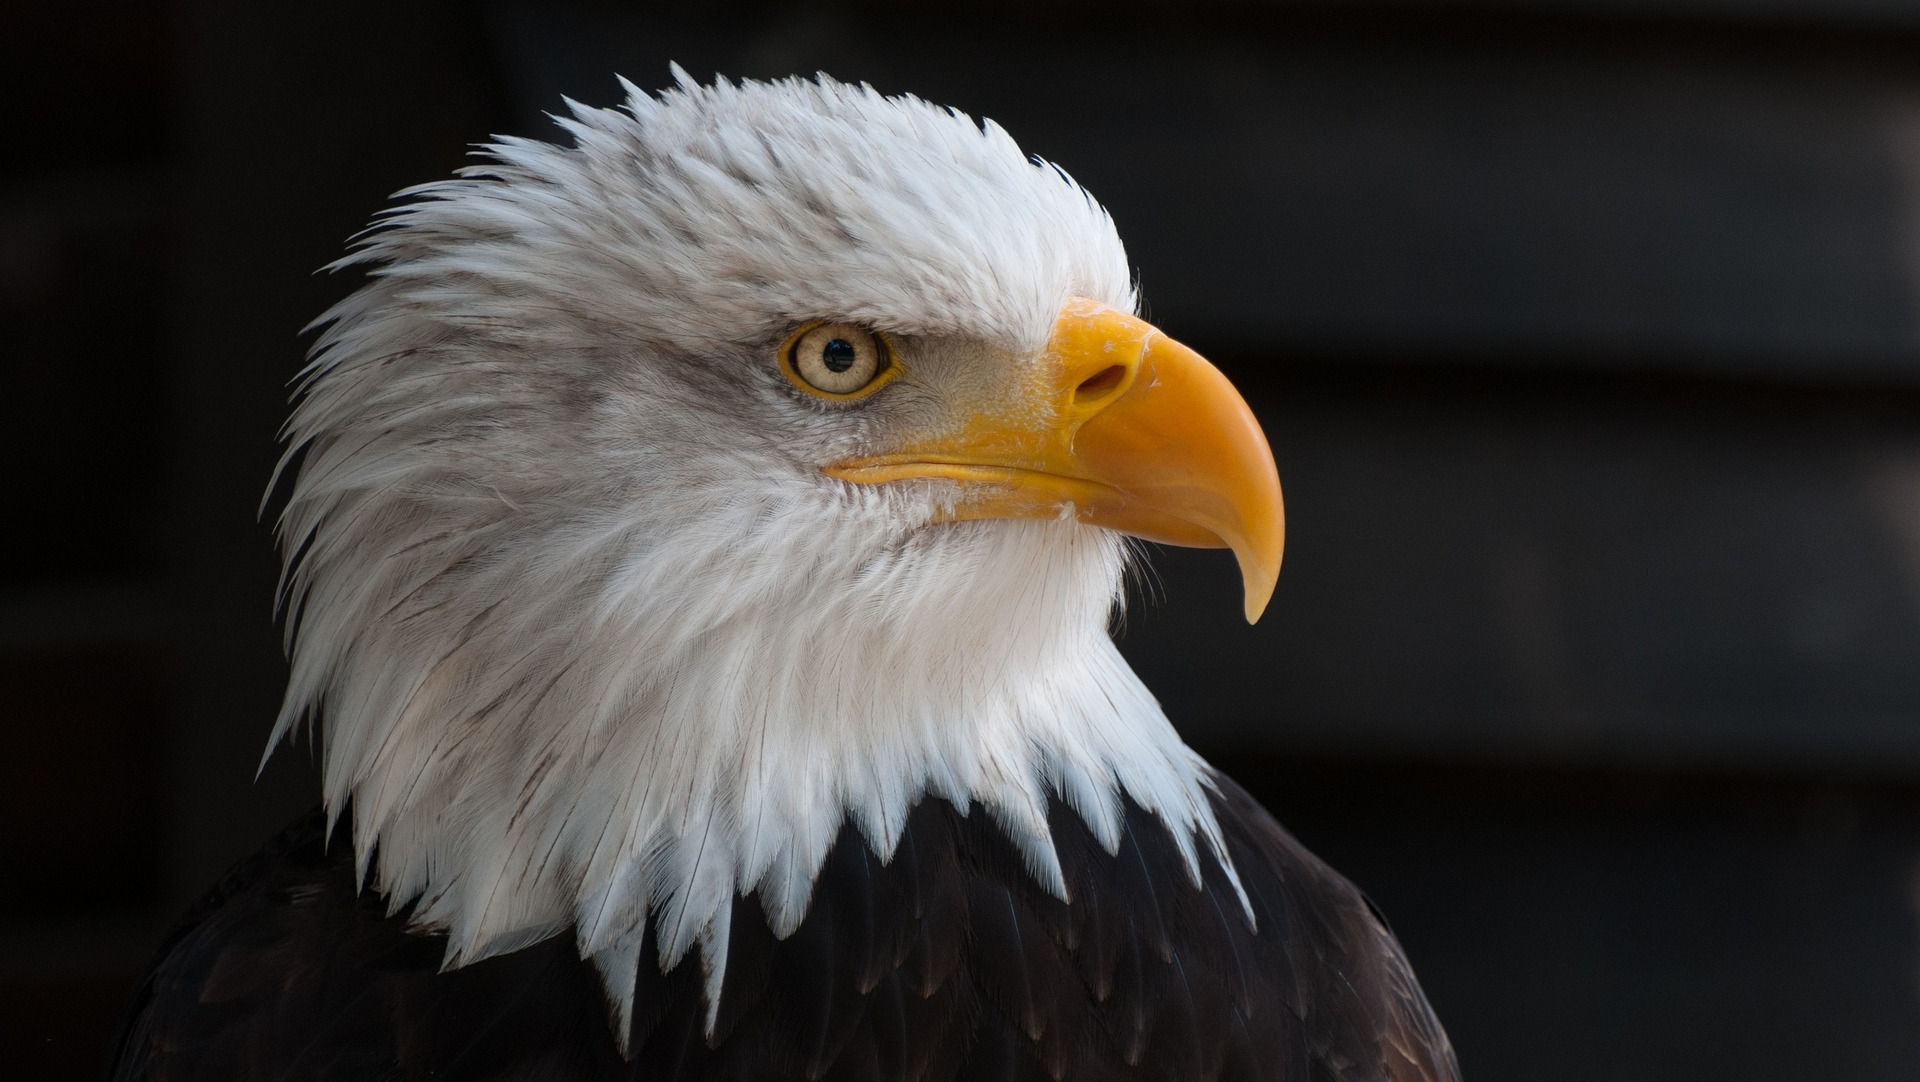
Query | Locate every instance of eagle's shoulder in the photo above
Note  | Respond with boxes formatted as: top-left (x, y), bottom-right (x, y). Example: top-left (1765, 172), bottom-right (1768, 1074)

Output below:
top-left (688, 785), bottom-right (1460, 1082)
top-left (1202, 773), bottom-right (1462, 1082)
top-left (104, 811), bottom-right (620, 1082)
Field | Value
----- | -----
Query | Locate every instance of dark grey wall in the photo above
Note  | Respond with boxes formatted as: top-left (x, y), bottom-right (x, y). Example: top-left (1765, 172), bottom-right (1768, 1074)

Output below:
top-left (6, 1), bottom-right (1919, 1078)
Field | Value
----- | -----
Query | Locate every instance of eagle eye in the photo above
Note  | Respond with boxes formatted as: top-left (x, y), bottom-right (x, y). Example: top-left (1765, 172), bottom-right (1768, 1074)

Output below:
top-left (781, 322), bottom-right (898, 400)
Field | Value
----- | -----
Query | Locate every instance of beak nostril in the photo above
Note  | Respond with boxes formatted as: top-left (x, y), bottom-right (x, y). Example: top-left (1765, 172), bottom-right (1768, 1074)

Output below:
top-left (1074, 365), bottom-right (1128, 405)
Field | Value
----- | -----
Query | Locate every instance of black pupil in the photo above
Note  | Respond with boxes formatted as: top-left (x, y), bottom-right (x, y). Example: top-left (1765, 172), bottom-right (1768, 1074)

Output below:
top-left (821, 338), bottom-right (858, 374)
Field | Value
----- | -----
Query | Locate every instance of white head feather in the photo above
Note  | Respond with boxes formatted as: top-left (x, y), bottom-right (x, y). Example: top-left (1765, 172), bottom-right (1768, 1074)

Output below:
top-left (271, 70), bottom-right (1241, 1036)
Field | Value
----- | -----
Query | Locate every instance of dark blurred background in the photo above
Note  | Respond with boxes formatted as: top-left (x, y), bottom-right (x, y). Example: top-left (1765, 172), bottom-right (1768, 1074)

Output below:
top-left (9, 0), bottom-right (1920, 1077)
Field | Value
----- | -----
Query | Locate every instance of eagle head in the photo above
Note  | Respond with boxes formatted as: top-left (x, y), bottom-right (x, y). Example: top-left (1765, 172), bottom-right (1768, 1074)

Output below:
top-left (270, 70), bottom-right (1282, 1027)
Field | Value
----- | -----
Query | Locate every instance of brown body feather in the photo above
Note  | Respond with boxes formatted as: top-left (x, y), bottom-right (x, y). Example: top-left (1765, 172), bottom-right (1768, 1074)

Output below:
top-left (108, 773), bottom-right (1456, 1082)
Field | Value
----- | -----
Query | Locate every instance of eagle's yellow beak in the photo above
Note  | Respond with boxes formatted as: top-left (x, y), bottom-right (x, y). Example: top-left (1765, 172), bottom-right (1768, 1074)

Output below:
top-left (826, 298), bottom-right (1284, 622)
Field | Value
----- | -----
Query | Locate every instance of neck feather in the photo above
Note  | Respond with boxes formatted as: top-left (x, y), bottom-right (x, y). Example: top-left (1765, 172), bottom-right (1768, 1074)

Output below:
top-left (277, 476), bottom-right (1240, 1036)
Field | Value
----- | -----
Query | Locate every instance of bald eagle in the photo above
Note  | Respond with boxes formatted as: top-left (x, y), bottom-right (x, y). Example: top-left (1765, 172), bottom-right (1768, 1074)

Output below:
top-left (109, 72), bottom-right (1458, 1082)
